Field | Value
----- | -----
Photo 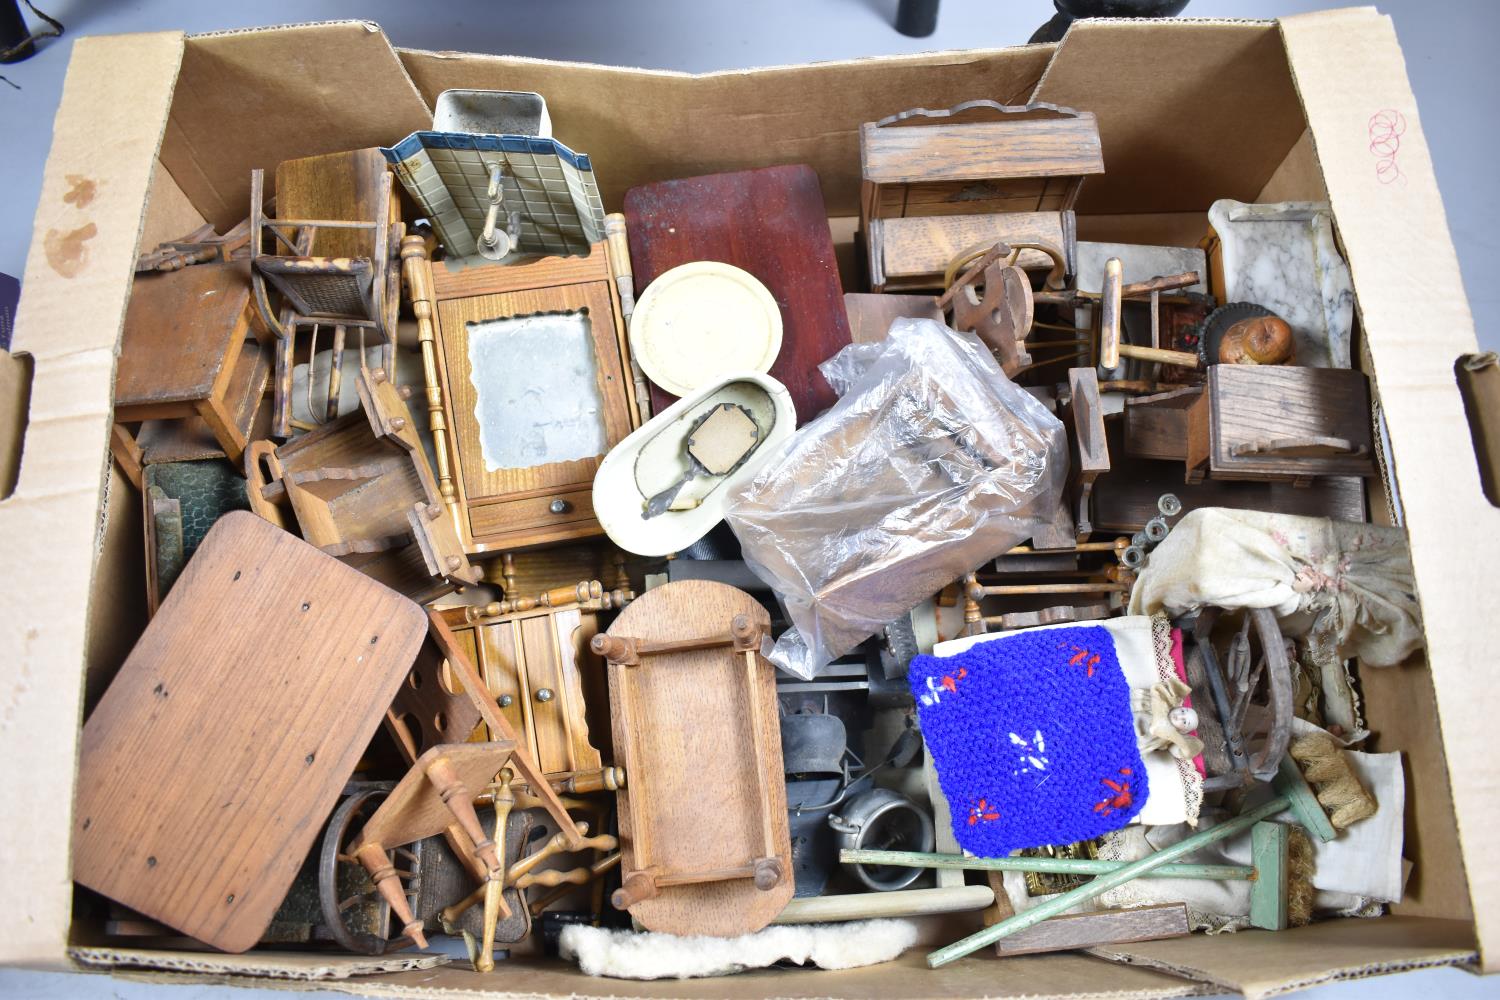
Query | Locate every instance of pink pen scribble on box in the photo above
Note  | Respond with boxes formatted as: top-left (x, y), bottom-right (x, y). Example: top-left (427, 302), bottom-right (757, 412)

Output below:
top-left (1368, 109), bottom-right (1407, 186)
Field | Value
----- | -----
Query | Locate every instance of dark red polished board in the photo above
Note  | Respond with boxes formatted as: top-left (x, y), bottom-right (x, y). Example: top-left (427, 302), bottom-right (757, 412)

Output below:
top-left (624, 164), bottom-right (852, 424)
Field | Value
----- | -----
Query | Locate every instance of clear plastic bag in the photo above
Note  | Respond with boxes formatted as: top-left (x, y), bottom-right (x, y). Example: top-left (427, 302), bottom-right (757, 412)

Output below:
top-left (726, 318), bottom-right (1069, 678)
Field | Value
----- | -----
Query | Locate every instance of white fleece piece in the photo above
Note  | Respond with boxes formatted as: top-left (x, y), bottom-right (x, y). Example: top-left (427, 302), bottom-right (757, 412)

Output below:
top-left (558, 919), bottom-right (920, 980)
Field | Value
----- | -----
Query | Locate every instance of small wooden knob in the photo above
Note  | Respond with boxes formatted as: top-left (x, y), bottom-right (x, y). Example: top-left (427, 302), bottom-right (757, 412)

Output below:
top-left (753, 856), bottom-right (785, 891)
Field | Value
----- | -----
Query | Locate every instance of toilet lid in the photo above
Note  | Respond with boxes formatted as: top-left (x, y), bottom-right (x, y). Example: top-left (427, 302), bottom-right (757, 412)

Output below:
top-left (629, 261), bottom-right (783, 398)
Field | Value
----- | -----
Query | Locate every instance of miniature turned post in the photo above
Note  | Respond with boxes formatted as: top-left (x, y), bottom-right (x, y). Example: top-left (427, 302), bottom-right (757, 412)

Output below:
top-left (604, 213), bottom-right (652, 425)
top-left (613, 869), bottom-right (661, 909)
top-left (354, 842), bottom-right (427, 949)
top-left (425, 755), bottom-right (502, 876)
top-left (400, 235), bottom-right (461, 527)
top-left (962, 573), bottom-right (985, 636)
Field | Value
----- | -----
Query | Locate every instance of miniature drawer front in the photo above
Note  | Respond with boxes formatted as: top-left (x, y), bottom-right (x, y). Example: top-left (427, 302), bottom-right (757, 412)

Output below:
top-left (453, 607), bottom-right (604, 778)
top-left (468, 488), bottom-right (597, 543)
top-left (1206, 366), bottom-right (1377, 482)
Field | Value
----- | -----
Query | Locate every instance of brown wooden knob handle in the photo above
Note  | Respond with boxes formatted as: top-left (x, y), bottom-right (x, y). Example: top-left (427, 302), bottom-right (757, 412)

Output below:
top-left (611, 869), bottom-right (660, 909)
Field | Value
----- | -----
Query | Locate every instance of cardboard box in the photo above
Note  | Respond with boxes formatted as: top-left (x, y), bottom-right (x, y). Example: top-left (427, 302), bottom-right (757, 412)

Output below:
top-left (0, 8), bottom-right (1491, 997)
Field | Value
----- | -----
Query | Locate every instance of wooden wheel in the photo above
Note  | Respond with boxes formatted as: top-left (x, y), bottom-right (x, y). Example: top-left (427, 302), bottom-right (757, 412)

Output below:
top-left (318, 783), bottom-right (420, 955)
top-left (1184, 607), bottom-right (1294, 792)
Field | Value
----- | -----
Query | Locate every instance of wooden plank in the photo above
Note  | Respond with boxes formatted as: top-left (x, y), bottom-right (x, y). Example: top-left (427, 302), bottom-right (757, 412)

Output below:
top-left (1249, 822), bottom-right (1290, 931)
top-left (624, 165), bottom-right (852, 424)
top-left (1124, 386), bottom-right (1203, 462)
top-left (996, 903), bottom-right (1189, 957)
top-left (842, 293), bottom-right (942, 345)
top-left (603, 581), bottom-right (793, 936)
top-left (861, 113), bottom-right (1105, 185)
top-left (71, 511), bottom-right (429, 953)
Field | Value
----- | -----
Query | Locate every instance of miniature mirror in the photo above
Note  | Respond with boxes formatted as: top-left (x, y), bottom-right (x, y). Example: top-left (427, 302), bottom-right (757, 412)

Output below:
top-left (466, 309), bottom-right (607, 471)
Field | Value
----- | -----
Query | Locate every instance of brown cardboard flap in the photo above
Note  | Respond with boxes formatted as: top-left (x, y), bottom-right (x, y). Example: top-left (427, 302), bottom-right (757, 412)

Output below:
top-left (1032, 18), bottom-right (1305, 216)
top-left (0, 30), bottom-right (185, 970)
top-left (70, 947), bottom-right (448, 980)
top-left (161, 22), bottom-right (431, 230)
top-left (396, 46), bottom-right (1055, 217)
top-left (1093, 916), bottom-right (1475, 1000)
top-left (292, 950), bottom-right (1212, 999)
top-left (1278, 6), bottom-right (1500, 969)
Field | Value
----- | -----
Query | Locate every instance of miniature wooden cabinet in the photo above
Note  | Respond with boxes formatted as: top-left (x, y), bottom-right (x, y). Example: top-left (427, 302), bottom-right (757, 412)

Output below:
top-left (1187, 366), bottom-right (1376, 485)
top-left (438, 599), bottom-right (607, 783)
top-left (860, 101), bottom-right (1102, 292)
top-left (428, 247), bottom-right (639, 553)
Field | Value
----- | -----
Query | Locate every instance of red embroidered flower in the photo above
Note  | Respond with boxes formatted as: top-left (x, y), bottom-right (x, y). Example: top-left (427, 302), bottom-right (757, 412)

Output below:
top-left (967, 798), bottom-right (1000, 825)
top-left (1092, 767), bottom-right (1135, 818)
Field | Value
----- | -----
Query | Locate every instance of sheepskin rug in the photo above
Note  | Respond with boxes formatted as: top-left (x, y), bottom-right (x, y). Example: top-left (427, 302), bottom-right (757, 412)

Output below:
top-left (559, 919), bottom-right (920, 980)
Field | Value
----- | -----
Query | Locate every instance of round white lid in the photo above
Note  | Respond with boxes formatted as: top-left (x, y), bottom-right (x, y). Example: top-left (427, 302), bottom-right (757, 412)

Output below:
top-left (629, 261), bottom-right (783, 398)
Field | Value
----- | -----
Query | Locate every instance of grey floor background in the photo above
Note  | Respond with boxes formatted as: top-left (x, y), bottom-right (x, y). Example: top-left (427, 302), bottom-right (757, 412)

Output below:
top-left (1, 1), bottom-right (1497, 997)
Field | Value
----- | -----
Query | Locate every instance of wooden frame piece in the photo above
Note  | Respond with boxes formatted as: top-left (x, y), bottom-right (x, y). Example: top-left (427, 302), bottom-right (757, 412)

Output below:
top-left (1061, 368), bottom-right (1109, 539)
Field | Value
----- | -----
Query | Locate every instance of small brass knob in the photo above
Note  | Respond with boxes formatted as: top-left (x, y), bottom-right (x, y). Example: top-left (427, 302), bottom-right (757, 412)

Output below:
top-left (498, 694), bottom-right (514, 708)
top-left (549, 499), bottom-right (572, 515)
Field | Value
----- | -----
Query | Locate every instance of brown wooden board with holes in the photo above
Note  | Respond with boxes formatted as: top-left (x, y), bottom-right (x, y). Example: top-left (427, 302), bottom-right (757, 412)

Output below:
top-left (428, 247), bottom-right (635, 553)
top-left (71, 511), bottom-right (429, 953)
top-left (624, 165), bottom-right (852, 424)
top-left (601, 581), bottom-right (793, 936)
top-left (1197, 365), bottom-right (1378, 483)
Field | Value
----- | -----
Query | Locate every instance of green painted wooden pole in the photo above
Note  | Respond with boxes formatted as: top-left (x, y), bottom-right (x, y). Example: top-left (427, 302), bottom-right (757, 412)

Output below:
top-left (927, 794), bottom-right (1293, 968)
top-left (840, 848), bottom-right (1253, 881)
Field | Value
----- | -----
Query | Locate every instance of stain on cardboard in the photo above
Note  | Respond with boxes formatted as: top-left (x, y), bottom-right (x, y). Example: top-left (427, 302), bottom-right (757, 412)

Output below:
top-left (44, 223), bottom-right (98, 278)
top-left (63, 175), bottom-right (99, 208)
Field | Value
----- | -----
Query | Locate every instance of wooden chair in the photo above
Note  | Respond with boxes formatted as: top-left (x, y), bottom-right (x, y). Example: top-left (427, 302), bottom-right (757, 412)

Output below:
top-left (249, 148), bottom-right (403, 436)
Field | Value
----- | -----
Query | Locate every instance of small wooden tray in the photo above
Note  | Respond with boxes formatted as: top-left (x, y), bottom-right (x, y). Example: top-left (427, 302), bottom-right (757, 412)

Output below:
top-left (596, 580), bottom-right (792, 936)
top-left (72, 511), bottom-right (430, 953)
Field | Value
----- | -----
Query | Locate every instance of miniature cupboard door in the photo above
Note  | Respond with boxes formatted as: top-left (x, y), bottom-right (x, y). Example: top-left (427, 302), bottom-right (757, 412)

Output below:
top-left (453, 606), bottom-right (604, 779)
top-left (435, 280), bottom-right (632, 551)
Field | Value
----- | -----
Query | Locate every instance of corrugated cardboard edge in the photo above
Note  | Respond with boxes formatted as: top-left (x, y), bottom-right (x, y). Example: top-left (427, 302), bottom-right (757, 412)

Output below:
top-left (0, 30), bottom-right (186, 970)
top-left (1086, 916), bottom-right (1476, 1000)
top-left (396, 40), bottom-right (1055, 82)
top-left (69, 947), bottom-right (449, 981)
top-left (1276, 5), bottom-right (1499, 971)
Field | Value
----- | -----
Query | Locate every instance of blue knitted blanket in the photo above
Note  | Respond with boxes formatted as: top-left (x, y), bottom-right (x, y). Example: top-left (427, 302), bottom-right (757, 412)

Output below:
top-left (910, 625), bottom-right (1148, 857)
